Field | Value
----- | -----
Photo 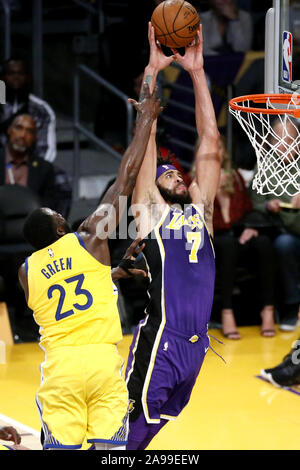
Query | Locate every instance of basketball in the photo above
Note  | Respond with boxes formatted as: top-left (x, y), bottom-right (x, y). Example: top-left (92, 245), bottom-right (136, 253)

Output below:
top-left (151, 0), bottom-right (200, 48)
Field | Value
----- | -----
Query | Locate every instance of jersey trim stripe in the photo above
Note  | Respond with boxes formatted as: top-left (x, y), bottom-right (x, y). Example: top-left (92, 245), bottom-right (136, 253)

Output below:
top-left (126, 205), bottom-right (169, 393)
top-left (125, 315), bottom-right (149, 386)
top-left (160, 414), bottom-right (177, 421)
top-left (74, 231), bottom-right (86, 249)
top-left (141, 206), bottom-right (170, 424)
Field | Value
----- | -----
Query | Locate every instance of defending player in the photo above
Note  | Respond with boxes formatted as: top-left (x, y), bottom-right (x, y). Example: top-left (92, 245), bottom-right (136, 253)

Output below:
top-left (18, 84), bottom-right (162, 450)
top-left (125, 23), bottom-right (222, 450)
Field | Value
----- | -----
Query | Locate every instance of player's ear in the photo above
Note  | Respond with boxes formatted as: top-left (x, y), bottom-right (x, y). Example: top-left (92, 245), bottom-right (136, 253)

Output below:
top-left (56, 225), bottom-right (66, 237)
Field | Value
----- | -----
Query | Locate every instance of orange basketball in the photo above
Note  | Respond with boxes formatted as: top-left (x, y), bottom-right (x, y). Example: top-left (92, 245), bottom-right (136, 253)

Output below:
top-left (151, 0), bottom-right (200, 48)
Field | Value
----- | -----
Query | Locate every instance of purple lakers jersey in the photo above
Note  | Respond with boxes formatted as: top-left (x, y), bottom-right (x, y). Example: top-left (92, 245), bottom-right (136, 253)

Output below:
top-left (143, 203), bottom-right (215, 333)
top-left (125, 203), bottom-right (215, 424)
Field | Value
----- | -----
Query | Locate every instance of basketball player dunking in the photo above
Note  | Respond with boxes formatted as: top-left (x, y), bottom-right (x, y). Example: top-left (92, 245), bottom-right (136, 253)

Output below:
top-left (125, 24), bottom-right (222, 450)
top-left (17, 86), bottom-right (162, 450)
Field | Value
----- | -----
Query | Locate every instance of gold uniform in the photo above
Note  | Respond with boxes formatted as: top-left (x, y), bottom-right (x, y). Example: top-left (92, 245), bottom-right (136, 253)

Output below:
top-left (26, 232), bottom-right (128, 449)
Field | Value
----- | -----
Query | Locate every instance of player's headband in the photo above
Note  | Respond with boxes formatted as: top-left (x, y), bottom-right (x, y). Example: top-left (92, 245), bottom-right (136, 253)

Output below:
top-left (156, 164), bottom-right (177, 181)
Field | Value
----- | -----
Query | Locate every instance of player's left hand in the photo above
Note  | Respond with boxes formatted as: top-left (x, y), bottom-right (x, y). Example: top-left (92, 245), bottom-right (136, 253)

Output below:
top-left (128, 83), bottom-right (163, 121)
top-left (171, 25), bottom-right (204, 73)
top-left (238, 228), bottom-right (258, 245)
top-left (0, 426), bottom-right (21, 445)
top-left (291, 192), bottom-right (300, 209)
top-left (148, 22), bottom-right (174, 72)
top-left (113, 238), bottom-right (148, 280)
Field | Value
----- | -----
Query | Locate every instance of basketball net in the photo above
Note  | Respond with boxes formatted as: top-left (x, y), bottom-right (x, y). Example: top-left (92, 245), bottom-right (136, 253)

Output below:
top-left (229, 93), bottom-right (300, 196)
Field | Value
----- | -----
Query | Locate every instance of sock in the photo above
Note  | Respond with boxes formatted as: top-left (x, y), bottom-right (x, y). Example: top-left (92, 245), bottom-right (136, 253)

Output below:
top-left (94, 443), bottom-right (125, 450)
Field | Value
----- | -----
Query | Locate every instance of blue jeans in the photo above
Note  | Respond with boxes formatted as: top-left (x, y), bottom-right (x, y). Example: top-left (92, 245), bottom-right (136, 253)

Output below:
top-left (273, 233), bottom-right (300, 306)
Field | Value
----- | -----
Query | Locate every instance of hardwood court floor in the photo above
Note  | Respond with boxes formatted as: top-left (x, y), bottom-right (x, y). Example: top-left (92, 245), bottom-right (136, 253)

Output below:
top-left (1, 325), bottom-right (300, 450)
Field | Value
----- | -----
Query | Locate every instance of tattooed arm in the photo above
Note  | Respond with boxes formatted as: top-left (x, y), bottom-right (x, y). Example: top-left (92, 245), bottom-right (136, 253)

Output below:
top-left (77, 83), bottom-right (162, 259)
top-left (172, 26), bottom-right (221, 234)
top-left (132, 22), bottom-right (174, 209)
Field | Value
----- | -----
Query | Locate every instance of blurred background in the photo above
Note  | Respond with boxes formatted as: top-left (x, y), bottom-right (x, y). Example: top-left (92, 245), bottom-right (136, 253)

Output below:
top-left (0, 0), bottom-right (280, 342)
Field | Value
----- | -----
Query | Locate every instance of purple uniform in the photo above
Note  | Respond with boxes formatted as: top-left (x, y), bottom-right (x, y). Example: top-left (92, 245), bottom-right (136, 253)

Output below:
top-left (125, 204), bottom-right (215, 448)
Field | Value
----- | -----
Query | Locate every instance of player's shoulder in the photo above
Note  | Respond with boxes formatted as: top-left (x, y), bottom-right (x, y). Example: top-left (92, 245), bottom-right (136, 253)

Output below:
top-left (18, 260), bottom-right (27, 277)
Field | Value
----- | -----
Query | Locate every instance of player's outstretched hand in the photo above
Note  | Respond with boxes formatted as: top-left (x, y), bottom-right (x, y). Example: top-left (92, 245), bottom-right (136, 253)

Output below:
top-left (171, 25), bottom-right (204, 73)
top-left (148, 21), bottom-right (174, 72)
top-left (0, 426), bottom-right (21, 445)
top-left (112, 238), bottom-right (148, 280)
top-left (128, 83), bottom-right (163, 120)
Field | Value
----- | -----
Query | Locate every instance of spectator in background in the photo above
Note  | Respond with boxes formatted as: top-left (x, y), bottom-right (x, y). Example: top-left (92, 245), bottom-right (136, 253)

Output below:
top-left (194, 137), bottom-right (276, 338)
top-left (200, 0), bottom-right (253, 56)
top-left (0, 58), bottom-right (56, 162)
top-left (249, 118), bottom-right (300, 332)
top-left (0, 114), bottom-right (71, 341)
top-left (0, 114), bottom-right (56, 208)
top-left (0, 113), bottom-right (71, 218)
top-left (232, 57), bottom-right (265, 170)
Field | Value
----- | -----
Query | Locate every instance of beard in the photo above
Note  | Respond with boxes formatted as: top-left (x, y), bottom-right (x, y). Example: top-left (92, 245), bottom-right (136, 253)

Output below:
top-left (156, 183), bottom-right (192, 208)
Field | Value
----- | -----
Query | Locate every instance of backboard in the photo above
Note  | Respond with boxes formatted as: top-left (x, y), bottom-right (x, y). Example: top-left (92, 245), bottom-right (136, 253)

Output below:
top-left (265, 0), bottom-right (300, 94)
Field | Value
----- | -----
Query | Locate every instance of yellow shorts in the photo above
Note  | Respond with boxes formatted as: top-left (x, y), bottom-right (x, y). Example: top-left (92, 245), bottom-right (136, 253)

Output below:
top-left (36, 343), bottom-right (128, 449)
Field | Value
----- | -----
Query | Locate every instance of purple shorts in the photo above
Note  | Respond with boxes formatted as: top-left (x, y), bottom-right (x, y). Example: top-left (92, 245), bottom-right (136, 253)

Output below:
top-left (126, 324), bottom-right (209, 445)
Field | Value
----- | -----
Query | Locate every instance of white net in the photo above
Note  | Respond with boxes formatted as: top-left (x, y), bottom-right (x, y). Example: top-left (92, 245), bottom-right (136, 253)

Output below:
top-left (229, 94), bottom-right (300, 196)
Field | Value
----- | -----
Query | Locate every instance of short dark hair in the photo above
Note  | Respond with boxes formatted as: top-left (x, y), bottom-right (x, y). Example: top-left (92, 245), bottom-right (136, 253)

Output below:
top-left (23, 208), bottom-right (57, 250)
top-left (2, 57), bottom-right (28, 75)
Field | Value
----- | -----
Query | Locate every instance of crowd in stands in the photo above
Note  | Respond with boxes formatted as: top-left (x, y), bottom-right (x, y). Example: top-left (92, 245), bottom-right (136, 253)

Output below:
top-left (0, 0), bottom-right (299, 349)
top-left (0, 57), bottom-right (72, 341)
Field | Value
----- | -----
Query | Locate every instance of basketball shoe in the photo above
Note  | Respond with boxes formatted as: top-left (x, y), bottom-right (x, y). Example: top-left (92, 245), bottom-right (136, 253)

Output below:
top-left (260, 346), bottom-right (300, 387)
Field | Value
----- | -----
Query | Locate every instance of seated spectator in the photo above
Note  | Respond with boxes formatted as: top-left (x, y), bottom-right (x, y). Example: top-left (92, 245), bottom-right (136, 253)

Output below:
top-left (200, 0), bottom-right (253, 56)
top-left (0, 58), bottom-right (56, 162)
top-left (249, 118), bottom-right (300, 332)
top-left (211, 138), bottom-right (276, 339)
top-left (0, 114), bottom-right (71, 341)
top-left (1, 114), bottom-right (56, 207)
top-left (0, 113), bottom-right (71, 217)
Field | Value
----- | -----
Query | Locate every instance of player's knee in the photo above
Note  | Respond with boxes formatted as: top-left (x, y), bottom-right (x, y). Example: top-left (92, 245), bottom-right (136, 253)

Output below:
top-left (274, 233), bottom-right (296, 255)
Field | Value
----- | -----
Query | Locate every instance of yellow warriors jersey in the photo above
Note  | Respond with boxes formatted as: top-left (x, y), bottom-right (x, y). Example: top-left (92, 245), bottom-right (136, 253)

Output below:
top-left (26, 232), bottom-right (122, 351)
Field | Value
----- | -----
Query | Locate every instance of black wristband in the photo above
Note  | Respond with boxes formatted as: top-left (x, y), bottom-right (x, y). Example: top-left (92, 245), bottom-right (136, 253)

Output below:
top-left (118, 258), bottom-right (135, 275)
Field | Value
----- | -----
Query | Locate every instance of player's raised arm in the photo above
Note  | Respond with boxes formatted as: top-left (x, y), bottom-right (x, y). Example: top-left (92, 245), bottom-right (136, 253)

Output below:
top-left (133, 22), bottom-right (174, 206)
top-left (172, 26), bottom-right (221, 232)
top-left (77, 83), bottom-right (162, 242)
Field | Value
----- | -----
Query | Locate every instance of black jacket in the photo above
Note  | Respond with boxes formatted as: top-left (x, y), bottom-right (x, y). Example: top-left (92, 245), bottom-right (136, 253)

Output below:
top-left (0, 147), bottom-right (56, 209)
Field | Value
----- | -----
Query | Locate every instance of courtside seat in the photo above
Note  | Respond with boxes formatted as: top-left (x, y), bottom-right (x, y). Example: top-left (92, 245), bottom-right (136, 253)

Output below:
top-left (0, 185), bottom-right (41, 343)
top-left (0, 184), bottom-right (40, 253)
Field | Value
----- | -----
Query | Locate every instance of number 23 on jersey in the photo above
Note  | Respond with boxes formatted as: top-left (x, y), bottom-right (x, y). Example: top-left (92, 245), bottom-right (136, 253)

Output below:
top-left (48, 273), bottom-right (93, 321)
